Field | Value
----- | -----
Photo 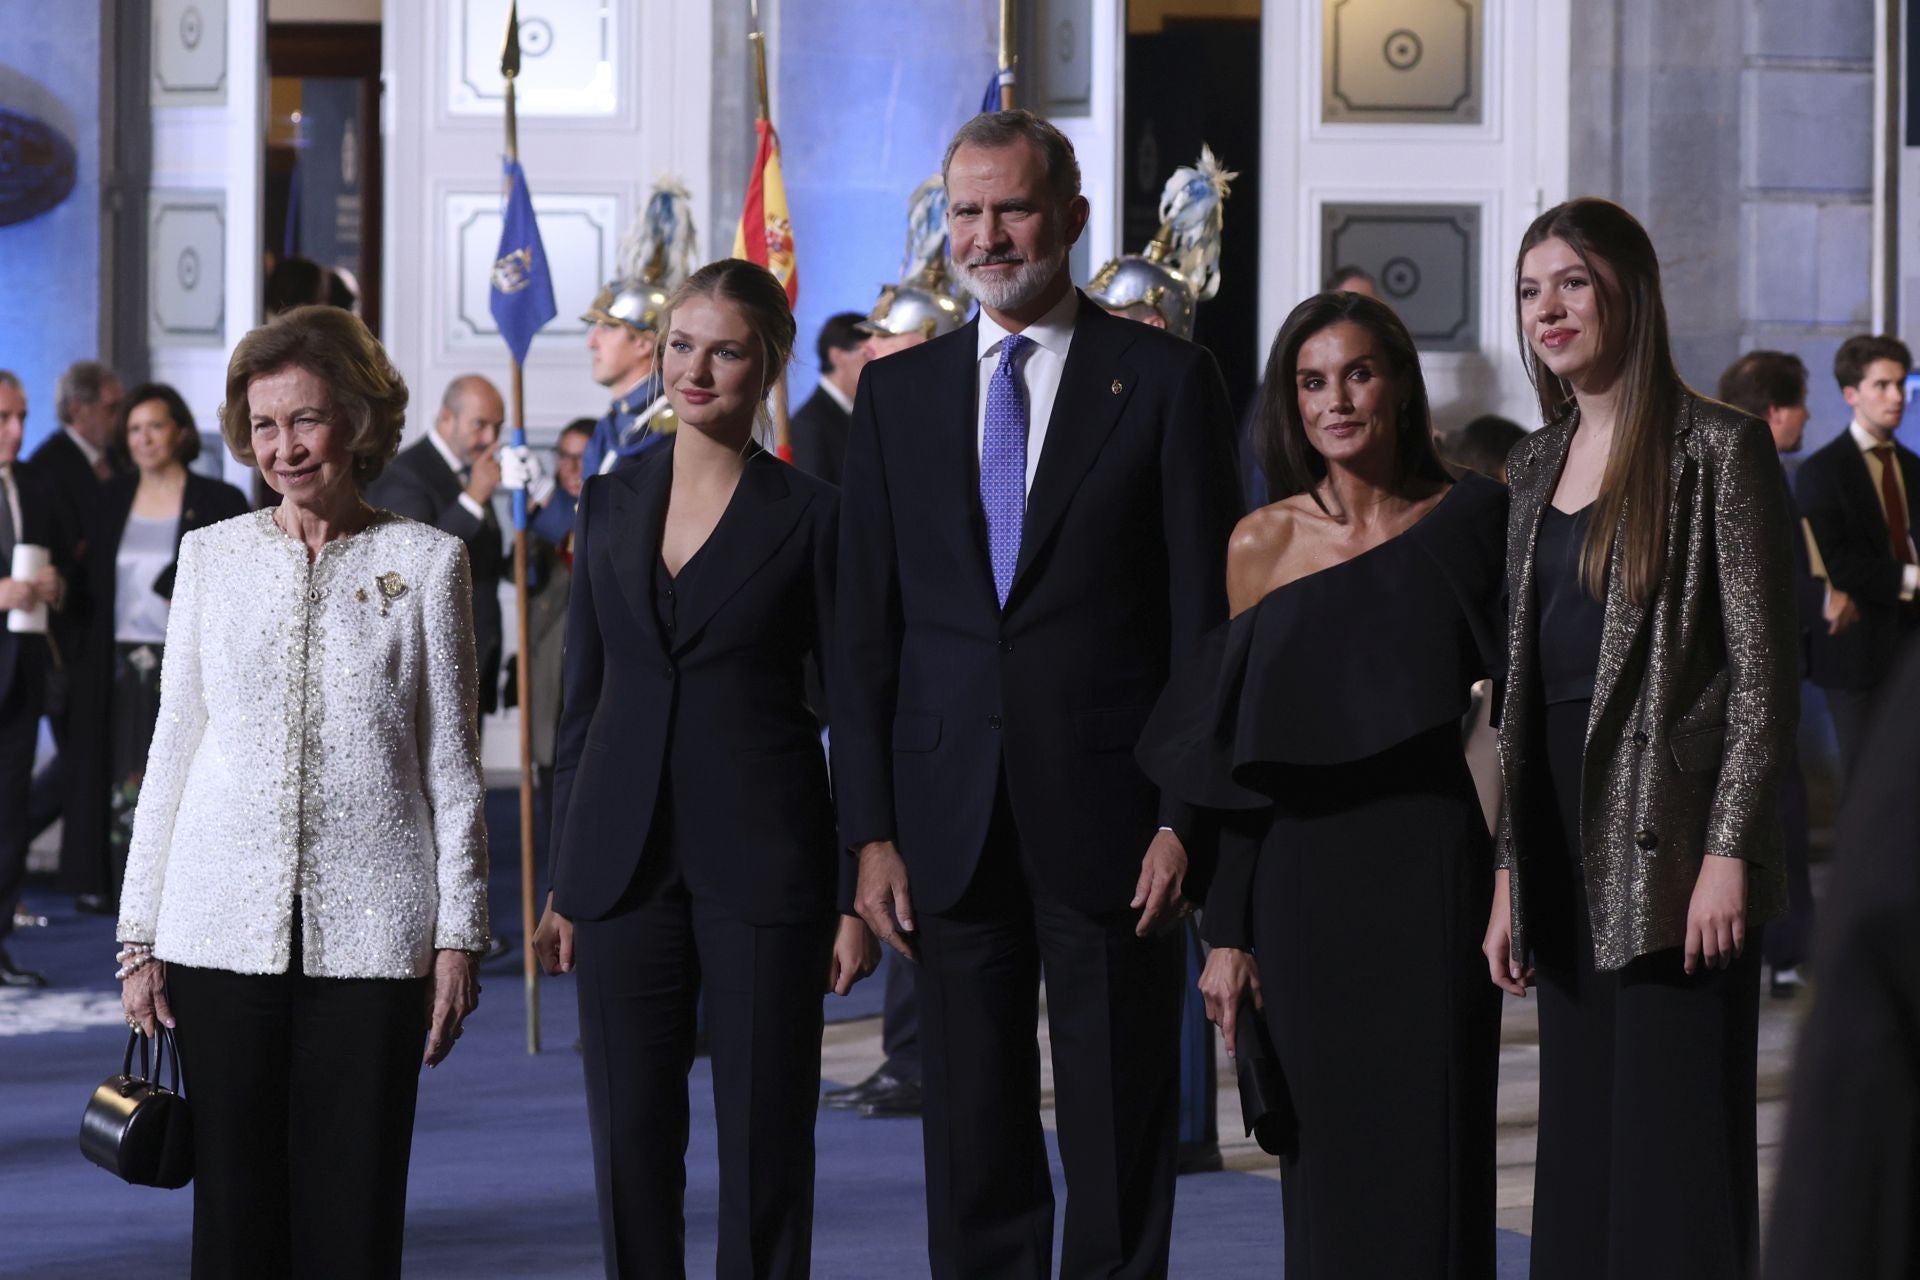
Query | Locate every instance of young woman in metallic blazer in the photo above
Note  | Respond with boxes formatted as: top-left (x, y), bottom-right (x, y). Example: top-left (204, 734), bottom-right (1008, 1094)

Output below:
top-left (533, 259), bottom-right (876, 1280)
top-left (1482, 198), bottom-right (1796, 1280)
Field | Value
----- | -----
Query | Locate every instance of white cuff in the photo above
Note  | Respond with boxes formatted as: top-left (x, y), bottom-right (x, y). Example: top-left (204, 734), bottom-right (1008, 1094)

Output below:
top-left (457, 493), bottom-right (486, 522)
top-left (1903, 563), bottom-right (1918, 601)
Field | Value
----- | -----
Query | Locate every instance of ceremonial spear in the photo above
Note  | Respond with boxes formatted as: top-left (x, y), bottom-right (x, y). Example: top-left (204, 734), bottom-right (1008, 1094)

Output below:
top-left (495, 2), bottom-right (550, 1055)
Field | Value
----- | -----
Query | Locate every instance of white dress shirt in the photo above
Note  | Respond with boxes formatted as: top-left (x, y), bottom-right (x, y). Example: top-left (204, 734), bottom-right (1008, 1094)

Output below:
top-left (1847, 419), bottom-right (1919, 599)
top-left (118, 510), bottom-right (489, 977)
top-left (429, 426), bottom-right (489, 522)
top-left (975, 288), bottom-right (1079, 496)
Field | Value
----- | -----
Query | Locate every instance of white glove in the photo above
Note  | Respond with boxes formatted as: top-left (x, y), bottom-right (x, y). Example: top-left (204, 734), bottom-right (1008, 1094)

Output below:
top-left (497, 443), bottom-right (556, 507)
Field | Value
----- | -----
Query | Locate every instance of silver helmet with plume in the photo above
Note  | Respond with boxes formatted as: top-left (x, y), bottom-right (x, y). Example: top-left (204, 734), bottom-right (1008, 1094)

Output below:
top-left (1086, 146), bottom-right (1236, 339)
top-left (582, 177), bottom-right (698, 334)
top-left (857, 177), bottom-right (972, 341)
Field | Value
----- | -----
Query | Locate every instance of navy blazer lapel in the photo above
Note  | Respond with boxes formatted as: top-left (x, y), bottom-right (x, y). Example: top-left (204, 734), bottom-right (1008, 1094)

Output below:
top-left (668, 448), bottom-right (808, 655)
top-left (1009, 296), bottom-right (1138, 600)
top-left (602, 449), bottom-right (672, 655)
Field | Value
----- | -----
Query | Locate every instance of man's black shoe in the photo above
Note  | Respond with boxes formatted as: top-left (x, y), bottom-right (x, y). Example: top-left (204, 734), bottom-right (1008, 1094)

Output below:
top-left (857, 1078), bottom-right (924, 1118)
top-left (821, 1069), bottom-right (909, 1111)
top-left (0, 948), bottom-right (48, 988)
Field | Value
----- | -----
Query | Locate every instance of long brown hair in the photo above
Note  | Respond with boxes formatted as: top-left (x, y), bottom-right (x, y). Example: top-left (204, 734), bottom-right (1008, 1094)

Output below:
top-left (1257, 290), bottom-right (1451, 508)
top-left (1515, 199), bottom-right (1684, 605)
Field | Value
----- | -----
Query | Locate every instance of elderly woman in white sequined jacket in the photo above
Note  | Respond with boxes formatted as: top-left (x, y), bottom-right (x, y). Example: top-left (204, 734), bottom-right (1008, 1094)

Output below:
top-left (115, 305), bottom-right (489, 1280)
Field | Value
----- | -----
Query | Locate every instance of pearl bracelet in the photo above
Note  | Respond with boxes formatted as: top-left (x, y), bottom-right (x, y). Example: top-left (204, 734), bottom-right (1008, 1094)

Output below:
top-left (114, 944), bottom-right (155, 982)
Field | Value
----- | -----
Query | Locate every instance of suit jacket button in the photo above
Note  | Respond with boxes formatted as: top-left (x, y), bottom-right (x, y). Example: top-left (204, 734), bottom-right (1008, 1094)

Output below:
top-left (999, 639), bottom-right (1014, 653)
top-left (1631, 731), bottom-right (1649, 748)
top-left (987, 714), bottom-right (1002, 730)
top-left (1634, 828), bottom-right (1658, 850)
top-left (664, 666), bottom-right (676, 680)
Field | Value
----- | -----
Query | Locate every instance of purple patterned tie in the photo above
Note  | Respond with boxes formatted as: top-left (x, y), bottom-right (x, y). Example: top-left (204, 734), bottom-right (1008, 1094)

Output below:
top-left (981, 333), bottom-right (1032, 606)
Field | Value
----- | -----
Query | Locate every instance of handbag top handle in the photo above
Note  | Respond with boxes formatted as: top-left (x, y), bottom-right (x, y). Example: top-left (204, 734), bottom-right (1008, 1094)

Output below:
top-left (121, 1026), bottom-right (182, 1094)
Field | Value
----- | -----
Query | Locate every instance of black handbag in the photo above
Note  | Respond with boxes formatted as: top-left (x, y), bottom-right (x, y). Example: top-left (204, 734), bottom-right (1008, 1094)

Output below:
top-left (1233, 989), bottom-right (1295, 1158)
top-left (79, 1026), bottom-right (194, 1188)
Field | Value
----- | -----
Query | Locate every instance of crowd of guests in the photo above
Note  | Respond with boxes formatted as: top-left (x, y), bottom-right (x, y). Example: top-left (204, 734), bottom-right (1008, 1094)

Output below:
top-left (0, 106), bottom-right (1905, 1279)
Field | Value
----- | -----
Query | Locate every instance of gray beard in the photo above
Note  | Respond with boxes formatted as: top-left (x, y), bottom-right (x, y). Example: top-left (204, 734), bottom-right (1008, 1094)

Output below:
top-left (954, 247), bottom-right (1067, 312)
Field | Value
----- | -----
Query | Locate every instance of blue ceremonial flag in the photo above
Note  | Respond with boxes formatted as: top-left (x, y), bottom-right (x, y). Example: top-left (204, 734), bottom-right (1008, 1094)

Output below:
top-left (489, 158), bottom-right (556, 367)
top-left (981, 69), bottom-right (1010, 114)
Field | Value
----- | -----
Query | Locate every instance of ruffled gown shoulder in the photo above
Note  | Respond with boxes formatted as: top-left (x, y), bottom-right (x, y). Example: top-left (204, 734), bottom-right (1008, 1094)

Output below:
top-left (1139, 472), bottom-right (1507, 1279)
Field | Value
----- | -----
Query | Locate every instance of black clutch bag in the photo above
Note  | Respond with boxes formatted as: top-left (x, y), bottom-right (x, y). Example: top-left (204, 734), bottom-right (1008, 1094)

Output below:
top-left (1234, 989), bottom-right (1295, 1158)
top-left (79, 1027), bottom-right (193, 1188)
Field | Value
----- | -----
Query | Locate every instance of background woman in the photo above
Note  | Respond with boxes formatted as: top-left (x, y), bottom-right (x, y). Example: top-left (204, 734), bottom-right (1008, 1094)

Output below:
top-left (533, 259), bottom-right (875, 1280)
top-left (1140, 291), bottom-right (1505, 1276)
top-left (1484, 198), bottom-right (1795, 1279)
top-left (61, 383), bottom-right (247, 911)
top-left (117, 305), bottom-right (489, 1280)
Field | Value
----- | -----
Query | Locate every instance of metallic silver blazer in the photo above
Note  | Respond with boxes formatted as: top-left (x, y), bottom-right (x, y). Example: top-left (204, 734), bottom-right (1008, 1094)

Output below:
top-left (1496, 392), bottom-right (1794, 971)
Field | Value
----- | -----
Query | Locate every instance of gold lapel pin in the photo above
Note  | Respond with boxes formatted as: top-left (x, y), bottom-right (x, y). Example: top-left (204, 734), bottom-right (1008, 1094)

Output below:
top-left (1110, 380), bottom-right (1123, 395)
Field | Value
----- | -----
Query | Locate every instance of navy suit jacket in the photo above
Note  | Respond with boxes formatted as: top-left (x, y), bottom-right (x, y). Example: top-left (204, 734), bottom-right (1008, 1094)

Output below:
top-left (788, 385), bottom-right (851, 485)
top-left (1796, 430), bottom-right (1920, 690)
top-left (833, 294), bottom-right (1243, 917)
top-left (0, 464), bottom-right (74, 709)
top-left (548, 441), bottom-right (845, 925)
top-left (366, 437), bottom-right (506, 709)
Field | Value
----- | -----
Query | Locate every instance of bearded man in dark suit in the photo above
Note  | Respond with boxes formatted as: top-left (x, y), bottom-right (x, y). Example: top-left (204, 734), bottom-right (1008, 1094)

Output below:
top-left (836, 111), bottom-right (1242, 1278)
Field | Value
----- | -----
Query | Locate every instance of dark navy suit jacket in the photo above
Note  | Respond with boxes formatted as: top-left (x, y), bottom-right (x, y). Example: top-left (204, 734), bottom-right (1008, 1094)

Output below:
top-left (833, 294), bottom-right (1243, 917)
top-left (1797, 430), bottom-right (1920, 691)
top-left (548, 440), bottom-right (845, 925)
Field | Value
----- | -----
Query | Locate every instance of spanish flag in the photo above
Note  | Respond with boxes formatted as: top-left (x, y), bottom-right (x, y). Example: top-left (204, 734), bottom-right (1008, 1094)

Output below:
top-left (732, 118), bottom-right (798, 305)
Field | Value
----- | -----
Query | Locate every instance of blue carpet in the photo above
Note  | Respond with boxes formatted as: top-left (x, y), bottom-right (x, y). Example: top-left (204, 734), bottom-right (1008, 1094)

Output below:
top-left (1, 794), bottom-right (1532, 1276)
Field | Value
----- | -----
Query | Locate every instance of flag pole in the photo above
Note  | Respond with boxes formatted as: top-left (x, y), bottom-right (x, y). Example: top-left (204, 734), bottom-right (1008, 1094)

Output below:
top-left (747, 0), bottom-right (793, 460)
top-left (501, 2), bottom-right (541, 1057)
top-left (998, 0), bottom-right (1017, 109)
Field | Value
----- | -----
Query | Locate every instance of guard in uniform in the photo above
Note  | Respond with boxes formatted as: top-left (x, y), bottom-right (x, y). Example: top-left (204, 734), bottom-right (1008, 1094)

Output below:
top-left (819, 176), bottom-right (971, 1122)
top-left (1088, 145), bottom-right (1238, 1173)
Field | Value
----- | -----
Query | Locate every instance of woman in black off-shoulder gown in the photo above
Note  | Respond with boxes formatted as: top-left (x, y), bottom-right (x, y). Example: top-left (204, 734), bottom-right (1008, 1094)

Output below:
top-left (1139, 292), bottom-right (1505, 1278)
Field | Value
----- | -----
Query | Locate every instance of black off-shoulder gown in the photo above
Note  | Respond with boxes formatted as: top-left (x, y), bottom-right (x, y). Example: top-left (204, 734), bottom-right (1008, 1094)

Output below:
top-left (1138, 473), bottom-right (1508, 1278)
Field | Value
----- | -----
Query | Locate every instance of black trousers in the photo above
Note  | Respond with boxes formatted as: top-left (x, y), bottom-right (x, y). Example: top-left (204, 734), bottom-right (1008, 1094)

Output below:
top-left (1823, 685), bottom-right (1875, 784)
top-left (878, 945), bottom-right (921, 1082)
top-left (915, 781), bottom-right (1183, 1280)
top-left (164, 935), bottom-right (430, 1280)
top-left (1528, 700), bottom-right (1763, 1280)
top-left (0, 682), bottom-right (38, 941)
top-left (572, 853), bottom-right (835, 1280)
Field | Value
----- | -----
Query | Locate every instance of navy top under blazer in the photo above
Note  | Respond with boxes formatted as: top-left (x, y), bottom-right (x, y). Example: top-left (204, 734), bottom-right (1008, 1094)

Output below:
top-left (548, 439), bottom-right (846, 925)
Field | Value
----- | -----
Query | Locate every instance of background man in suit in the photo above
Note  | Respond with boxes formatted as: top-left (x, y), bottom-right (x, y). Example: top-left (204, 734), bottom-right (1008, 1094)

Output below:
top-left (367, 373), bottom-right (507, 716)
top-left (23, 360), bottom-right (120, 893)
top-left (788, 312), bottom-right (867, 485)
top-left (1795, 333), bottom-right (1915, 775)
top-left (837, 110), bottom-right (1242, 1277)
top-left (1718, 350), bottom-right (1830, 998)
top-left (0, 370), bottom-right (70, 985)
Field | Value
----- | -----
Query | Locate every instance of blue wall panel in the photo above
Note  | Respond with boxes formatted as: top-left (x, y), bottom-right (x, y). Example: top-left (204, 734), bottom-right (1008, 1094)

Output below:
top-left (775, 0), bottom-right (994, 404)
top-left (0, 2), bottom-right (102, 451)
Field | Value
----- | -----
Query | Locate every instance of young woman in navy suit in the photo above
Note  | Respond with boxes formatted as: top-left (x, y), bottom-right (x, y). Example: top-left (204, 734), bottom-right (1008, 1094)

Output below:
top-left (534, 259), bottom-right (876, 1280)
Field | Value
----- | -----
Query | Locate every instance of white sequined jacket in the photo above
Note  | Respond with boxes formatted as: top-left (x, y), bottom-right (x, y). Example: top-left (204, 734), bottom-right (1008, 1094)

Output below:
top-left (117, 510), bottom-right (490, 978)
